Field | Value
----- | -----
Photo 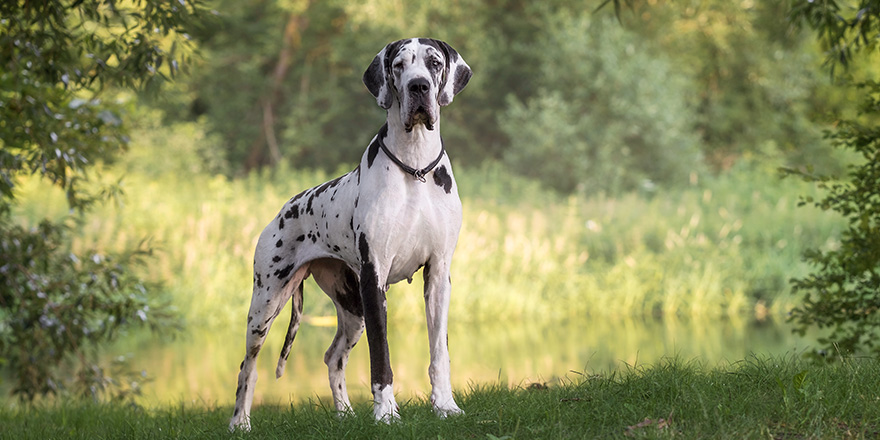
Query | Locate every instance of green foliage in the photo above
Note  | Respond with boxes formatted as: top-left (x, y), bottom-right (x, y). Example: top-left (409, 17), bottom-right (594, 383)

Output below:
top-left (784, 1), bottom-right (880, 360)
top-left (500, 13), bottom-right (701, 194)
top-left (0, 0), bottom-right (202, 401)
top-left (0, 220), bottom-right (177, 401)
top-left (170, 0), bottom-right (839, 193)
top-left (0, 0), bottom-right (201, 211)
top-left (179, 0), bottom-right (382, 170)
top-left (2, 356), bottom-right (880, 439)
top-left (787, 83), bottom-right (880, 359)
top-left (653, 0), bottom-right (827, 168)
top-left (789, 0), bottom-right (880, 70)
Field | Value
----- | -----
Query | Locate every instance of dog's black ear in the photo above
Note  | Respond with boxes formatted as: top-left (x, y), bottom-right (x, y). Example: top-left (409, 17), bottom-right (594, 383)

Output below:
top-left (363, 41), bottom-right (402, 110)
top-left (433, 40), bottom-right (472, 107)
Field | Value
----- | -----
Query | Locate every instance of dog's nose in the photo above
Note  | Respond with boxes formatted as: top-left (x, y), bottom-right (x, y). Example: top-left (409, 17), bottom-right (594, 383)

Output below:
top-left (408, 78), bottom-right (430, 95)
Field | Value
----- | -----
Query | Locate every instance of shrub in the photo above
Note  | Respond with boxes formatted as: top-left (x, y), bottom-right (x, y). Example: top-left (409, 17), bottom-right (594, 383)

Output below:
top-left (0, 0), bottom-right (200, 401)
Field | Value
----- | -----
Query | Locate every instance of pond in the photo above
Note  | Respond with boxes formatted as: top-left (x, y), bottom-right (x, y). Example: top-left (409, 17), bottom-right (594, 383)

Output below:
top-left (109, 313), bottom-right (816, 408)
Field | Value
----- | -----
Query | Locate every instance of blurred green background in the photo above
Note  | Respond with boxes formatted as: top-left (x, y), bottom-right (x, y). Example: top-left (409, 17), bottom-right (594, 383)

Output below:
top-left (6, 0), bottom-right (875, 406)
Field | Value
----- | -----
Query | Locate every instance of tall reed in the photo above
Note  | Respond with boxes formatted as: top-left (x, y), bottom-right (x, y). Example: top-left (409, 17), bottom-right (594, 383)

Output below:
top-left (12, 144), bottom-right (840, 328)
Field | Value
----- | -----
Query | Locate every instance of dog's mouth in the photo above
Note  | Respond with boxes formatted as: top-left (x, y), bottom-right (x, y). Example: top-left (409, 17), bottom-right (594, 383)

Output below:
top-left (404, 106), bottom-right (435, 132)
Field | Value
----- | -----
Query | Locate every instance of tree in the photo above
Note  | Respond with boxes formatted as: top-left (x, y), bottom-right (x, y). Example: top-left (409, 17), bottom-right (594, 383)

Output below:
top-left (784, 0), bottom-right (880, 360)
top-left (500, 11), bottom-right (702, 194)
top-left (598, 0), bottom-right (880, 359)
top-left (179, 0), bottom-right (377, 172)
top-left (602, 0), bottom-right (831, 171)
top-left (179, 0), bottom-right (492, 172)
top-left (0, 0), bottom-right (202, 401)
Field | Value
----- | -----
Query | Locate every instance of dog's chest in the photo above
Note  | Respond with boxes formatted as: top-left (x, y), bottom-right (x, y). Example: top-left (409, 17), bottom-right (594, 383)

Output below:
top-left (356, 164), bottom-right (462, 283)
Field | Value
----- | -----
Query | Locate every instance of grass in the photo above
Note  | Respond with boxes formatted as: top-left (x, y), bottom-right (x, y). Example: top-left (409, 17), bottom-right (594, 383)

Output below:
top-left (2, 355), bottom-right (878, 439)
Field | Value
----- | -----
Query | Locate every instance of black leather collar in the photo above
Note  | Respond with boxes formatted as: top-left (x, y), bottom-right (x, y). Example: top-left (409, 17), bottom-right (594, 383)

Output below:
top-left (377, 134), bottom-right (445, 183)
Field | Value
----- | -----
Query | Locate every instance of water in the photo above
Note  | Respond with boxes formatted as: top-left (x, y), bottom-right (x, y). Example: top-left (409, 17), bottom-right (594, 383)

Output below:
top-left (108, 314), bottom-right (815, 408)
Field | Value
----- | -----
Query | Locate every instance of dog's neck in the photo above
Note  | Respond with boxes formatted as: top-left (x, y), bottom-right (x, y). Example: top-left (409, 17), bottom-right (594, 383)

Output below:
top-left (383, 104), bottom-right (443, 169)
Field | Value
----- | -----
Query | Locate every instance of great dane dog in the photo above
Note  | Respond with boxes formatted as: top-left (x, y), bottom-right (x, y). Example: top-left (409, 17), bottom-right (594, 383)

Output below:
top-left (229, 38), bottom-right (472, 430)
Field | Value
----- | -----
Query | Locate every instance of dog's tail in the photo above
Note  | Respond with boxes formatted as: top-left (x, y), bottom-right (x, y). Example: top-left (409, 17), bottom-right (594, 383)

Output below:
top-left (275, 281), bottom-right (304, 379)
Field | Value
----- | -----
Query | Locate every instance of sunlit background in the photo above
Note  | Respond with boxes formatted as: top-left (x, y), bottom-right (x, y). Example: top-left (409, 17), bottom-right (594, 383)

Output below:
top-left (7, 0), bottom-right (874, 408)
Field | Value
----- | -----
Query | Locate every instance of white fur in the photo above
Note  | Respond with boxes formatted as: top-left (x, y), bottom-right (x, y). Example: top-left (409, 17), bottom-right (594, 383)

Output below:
top-left (372, 383), bottom-right (400, 422)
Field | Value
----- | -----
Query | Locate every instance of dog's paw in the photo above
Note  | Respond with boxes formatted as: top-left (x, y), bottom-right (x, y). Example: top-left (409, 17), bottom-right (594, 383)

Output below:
top-left (228, 416), bottom-right (251, 432)
top-left (432, 394), bottom-right (464, 418)
top-left (373, 401), bottom-right (400, 423)
top-left (435, 405), bottom-right (464, 418)
top-left (431, 390), bottom-right (464, 419)
top-left (372, 383), bottom-right (400, 423)
top-left (334, 406), bottom-right (356, 420)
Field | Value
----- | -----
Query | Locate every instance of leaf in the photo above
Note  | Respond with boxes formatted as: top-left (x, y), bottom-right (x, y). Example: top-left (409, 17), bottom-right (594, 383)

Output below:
top-left (625, 417), bottom-right (670, 436)
top-left (792, 370), bottom-right (808, 391)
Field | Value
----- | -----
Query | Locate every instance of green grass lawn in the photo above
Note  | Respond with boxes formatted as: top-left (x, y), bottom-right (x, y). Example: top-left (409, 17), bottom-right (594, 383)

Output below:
top-left (3, 356), bottom-right (878, 439)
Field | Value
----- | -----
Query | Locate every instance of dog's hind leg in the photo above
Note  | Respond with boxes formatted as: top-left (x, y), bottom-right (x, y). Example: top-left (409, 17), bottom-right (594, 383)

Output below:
top-left (275, 281), bottom-right (304, 379)
top-left (230, 263), bottom-right (309, 431)
top-left (324, 306), bottom-right (364, 413)
top-left (310, 259), bottom-right (365, 413)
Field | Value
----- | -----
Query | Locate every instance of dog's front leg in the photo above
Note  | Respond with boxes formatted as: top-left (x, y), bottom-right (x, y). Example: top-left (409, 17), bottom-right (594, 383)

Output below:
top-left (358, 234), bottom-right (399, 422)
top-left (423, 260), bottom-right (463, 417)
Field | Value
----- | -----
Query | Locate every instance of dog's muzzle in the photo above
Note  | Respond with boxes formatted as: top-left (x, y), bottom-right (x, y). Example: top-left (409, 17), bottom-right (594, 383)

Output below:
top-left (404, 78), bottom-right (436, 132)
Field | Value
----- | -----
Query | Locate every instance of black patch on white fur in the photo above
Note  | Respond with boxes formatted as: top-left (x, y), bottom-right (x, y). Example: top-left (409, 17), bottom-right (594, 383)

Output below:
top-left (284, 204), bottom-right (299, 220)
top-left (383, 40), bottom-right (405, 77)
top-left (314, 176), bottom-right (342, 198)
top-left (306, 194), bottom-right (315, 216)
top-left (358, 233), bottom-right (393, 386)
top-left (433, 165), bottom-right (452, 194)
top-left (336, 267), bottom-right (364, 317)
top-left (363, 40), bottom-right (403, 109)
top-left (367, 124), bottom-right (388, 168)
top-left (418, 39), bottom-right (446, 83)
top-left (274, 264), bottom-right (294, 280)
top-left (452, 63), bottom-right (472, 96)
top-left (364, 54), bottom-right (384, 98)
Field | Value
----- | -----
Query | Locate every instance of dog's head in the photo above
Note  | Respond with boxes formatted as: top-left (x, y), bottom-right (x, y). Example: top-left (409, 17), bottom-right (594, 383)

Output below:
top-left (363, 38), bottom-right (472, 132)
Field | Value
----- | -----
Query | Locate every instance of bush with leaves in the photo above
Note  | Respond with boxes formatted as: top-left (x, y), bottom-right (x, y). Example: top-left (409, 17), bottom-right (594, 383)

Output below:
top-left (784, 0), bottom-right (880, 359)
top-left (0, 220), bottom-right (177, 401)
top-left (787, 84), bottom-right (880, 358)
top-left (0, 0), bottom-right (202, 401)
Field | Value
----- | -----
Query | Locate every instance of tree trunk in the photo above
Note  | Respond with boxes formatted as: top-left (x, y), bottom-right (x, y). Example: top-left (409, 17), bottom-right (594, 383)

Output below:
top-left (244, 6), bottom-right (309, 171)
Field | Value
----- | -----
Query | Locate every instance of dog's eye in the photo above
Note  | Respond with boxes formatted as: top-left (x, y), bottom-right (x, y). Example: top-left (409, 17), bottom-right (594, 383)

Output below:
top-left (431, 59), bottom-right (443, 70)
top-left (392, 60), bottom-right (404, 71)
